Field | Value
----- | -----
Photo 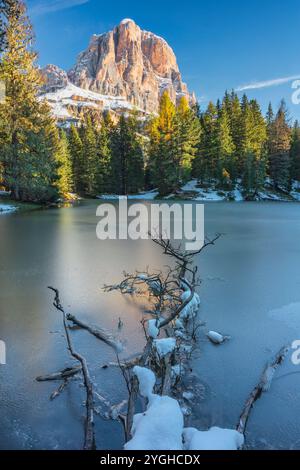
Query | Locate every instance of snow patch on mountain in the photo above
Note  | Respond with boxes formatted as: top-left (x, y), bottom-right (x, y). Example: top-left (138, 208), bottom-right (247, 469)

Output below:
top-left (39, 82), bottom-right (145, 123)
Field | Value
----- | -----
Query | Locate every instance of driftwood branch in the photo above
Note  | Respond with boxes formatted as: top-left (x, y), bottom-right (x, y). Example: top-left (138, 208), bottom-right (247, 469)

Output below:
top-left (66, 313), bottom-right (123, 353)
top-left (48, 287), bottom-right (95, 451)
top-left (237, 345), bottom-right (290, 435)
top-left (36, 366), bottom-right (82, 382)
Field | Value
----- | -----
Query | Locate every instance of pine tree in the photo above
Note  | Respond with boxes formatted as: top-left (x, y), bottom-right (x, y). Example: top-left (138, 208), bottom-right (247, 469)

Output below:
top-left (55, 129), bottom-right (73, 197)
top-left (268, 100), bottom-right (291, 190)
top-left (215, 104), bottom-right (235, 188)
top-left (269, 153), bottom-right (291, 191)
top-left (244, 100), bottom-right (267, 195)
top-left (266, 102), bottom-right (275, 157)
top-left (148, 92), bottom-right (177, 195)
top-left (126, 112), bottom-right (145, 193)
top-left (249, 100), bottom-right (267, 157)
top-left (96, 114), bottom-right (113, 194)
top-left (0, 0), bottom-right (58, 202)
top-left (238, 95), bottom-right (253, 171)
top-left (194, 101), bottom-right (218, 183)
top-left (268, 100), bottom-right (291, 155)
top-left (229, 91), bottom-right (243, 157)
top-left (68, 124), bottom-right (84, 194)
top-left (237, 96), bottom-right (267, 186)
top-left (266, 102), bottom-right (274, 128)
top-left (242, 151), bottom-right (267, 197)
top-left (81, 115), bottom-right (97, 195)
top-left (174, 96), bottom-right (201, 183)
top-left (111, 113), bottom-right (144, 195)
top-left (290, 121), bottom-right (300, 182)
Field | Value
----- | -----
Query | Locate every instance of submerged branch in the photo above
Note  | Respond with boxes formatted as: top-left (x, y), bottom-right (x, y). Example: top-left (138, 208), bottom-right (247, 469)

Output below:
top-left (237, 345), bottom-right (290, 435)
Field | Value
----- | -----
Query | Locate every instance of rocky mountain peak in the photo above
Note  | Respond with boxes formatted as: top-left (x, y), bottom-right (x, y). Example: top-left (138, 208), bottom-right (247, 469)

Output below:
top-left (40, 64), bottom-right (69, 93)
top-left (67, 19), bottom-right (195, 113)
top-left (40, 19), bottom-right (196, 122)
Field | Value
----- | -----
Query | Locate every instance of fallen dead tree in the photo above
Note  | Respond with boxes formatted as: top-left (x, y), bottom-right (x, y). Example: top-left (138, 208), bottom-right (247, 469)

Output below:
top-left (237, 345), bottom-right (290, 435)
top-left (39, 236), bottom-right (291, 450)
top-left (104, 235), bottom-right (223, 441)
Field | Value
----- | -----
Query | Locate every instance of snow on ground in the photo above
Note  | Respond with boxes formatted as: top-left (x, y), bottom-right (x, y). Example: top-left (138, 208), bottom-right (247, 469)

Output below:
top-left (195, 191), bottom-right (225, 201)
top-left (181, 179), bottom-right (300, 202)
top-left (125, 366), bottom-right (244, 450)
top-left (127, 190), bottom-right (159, 200)
top-left (257, 191), bottom-right (287, 201)
top-left (181, 179), bottom-right (232, 201)
top-left (97, 190), bottom-right (159, 201)
top-left (0, 204), bottom-right (17, 214)
top-left (232, 188), bottom-right (243, 202)
top-left (125, 394), bottom-right (184, 450)
top-left (181, 179), bottom-right (199, 192)
top-left (290, 190), bottom-right (300, 201)
top-left (183, 427), bottom-right (244, 450)
top-left (96, 194), bottom-right (121, 200)
top-left (98, 180), bottom-right (300, 202)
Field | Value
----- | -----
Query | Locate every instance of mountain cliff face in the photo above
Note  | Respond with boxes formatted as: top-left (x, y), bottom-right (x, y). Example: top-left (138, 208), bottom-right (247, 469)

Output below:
top-left (40, 19), bottom-right (195, 122)
top-left (68, 19), bottom-right (195, 113)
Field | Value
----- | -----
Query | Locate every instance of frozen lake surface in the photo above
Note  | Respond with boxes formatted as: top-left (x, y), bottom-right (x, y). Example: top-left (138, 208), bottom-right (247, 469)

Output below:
top-left (0, 201), bottom-right (300, 449)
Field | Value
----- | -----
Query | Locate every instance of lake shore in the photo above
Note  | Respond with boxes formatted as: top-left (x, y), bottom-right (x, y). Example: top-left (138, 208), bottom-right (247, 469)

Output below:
top-left (97, 179), bottom-right (300, 203)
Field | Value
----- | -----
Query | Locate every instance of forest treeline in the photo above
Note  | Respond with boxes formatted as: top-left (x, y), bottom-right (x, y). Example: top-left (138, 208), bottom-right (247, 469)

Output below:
top-left (1, 0), bottom-right (300, 203)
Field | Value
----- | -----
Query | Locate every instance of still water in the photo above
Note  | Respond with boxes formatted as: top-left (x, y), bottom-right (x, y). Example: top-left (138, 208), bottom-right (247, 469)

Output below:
top-left (0, 201), bottom-right (300, 449)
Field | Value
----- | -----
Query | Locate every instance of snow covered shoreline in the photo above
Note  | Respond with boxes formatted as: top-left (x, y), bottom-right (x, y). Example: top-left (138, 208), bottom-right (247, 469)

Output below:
top-left (97, 179), bottom-right (300, 202)
top-left (0, 203), bottom-right (17, 214)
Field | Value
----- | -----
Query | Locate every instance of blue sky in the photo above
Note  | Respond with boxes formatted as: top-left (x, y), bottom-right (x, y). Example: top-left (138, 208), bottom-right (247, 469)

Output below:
top-left (26, 0), bottom-right (300, 120)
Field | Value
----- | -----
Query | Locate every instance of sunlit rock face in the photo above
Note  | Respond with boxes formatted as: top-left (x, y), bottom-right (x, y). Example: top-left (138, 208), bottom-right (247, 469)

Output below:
top-left (67, 19), bottom-right (195, 113)
top-left (41, 64), bottom-right (69, 93)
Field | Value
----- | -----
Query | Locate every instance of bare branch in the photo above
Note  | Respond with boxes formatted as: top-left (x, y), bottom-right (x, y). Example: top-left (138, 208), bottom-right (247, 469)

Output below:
top-left (66, 313), bottom-right (122, 353)
top-left (36, 366), bottom-right (81, 382)
top-left (48, 287), bottom-right (95, 451)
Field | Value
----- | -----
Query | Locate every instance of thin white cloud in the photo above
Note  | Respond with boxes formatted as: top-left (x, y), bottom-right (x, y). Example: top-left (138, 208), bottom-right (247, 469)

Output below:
top-left (236, 75), bottom-right (300, 91)
top-left (28, 0), bottom-right (89, 17)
